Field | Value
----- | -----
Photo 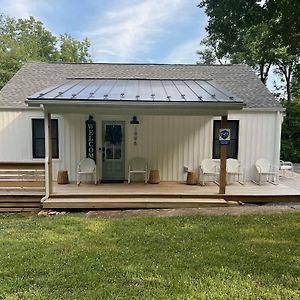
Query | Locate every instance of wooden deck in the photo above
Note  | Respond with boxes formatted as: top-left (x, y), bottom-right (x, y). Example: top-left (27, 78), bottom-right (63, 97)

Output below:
top-left (42, 175), bottom-right (300, 209)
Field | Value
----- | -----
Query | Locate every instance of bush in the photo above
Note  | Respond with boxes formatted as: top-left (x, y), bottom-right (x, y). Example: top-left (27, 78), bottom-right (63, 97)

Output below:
top-left (281, 98), bottom-right (300, 162)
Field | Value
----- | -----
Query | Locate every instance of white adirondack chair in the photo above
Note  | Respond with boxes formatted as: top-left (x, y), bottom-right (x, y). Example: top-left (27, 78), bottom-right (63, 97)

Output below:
top-left (128, 157), bottom-right (148, 183)
top-left (226, 158), bottom-right (244, 184)
top-left (199, 159), bottom-right (219, 186)
top-left (255, 158), bottom-right (278, 185)
top-left (77, 158), bottom-right (97, 186)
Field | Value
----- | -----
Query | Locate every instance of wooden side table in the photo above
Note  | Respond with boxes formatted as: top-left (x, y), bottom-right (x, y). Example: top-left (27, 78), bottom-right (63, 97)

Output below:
top-left (187, 171), bottom-right (198, 185)
top-left (149, 170), bottom-right (160, 184)
top-left (57, 170), bottom-right (69, 184)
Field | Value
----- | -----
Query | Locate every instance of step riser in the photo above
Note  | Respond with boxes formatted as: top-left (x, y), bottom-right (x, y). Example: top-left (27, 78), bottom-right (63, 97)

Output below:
top-left (0, 208), bottom-right (40, 212)
top-left (0, 203), bottom-right (41, 208)
top-left (50, 194), bottom-right (224, 199)
top-left (0, 198), bottom-right (42, 203)
top-left (43, 196), bottom-right (227, 210)
top-left (43, 203), bottom-right (228, 209)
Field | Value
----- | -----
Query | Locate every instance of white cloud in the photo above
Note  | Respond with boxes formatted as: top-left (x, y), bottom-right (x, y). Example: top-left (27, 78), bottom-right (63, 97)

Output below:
top-left (162, 38), bottom-right (203, 64)
top-left (0, 0), bottom-right (50, 18)
top-left (85, 0), bottom-right (192, 62)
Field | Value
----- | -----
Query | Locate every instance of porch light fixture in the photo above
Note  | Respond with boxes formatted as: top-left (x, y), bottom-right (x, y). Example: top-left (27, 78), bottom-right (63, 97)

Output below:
top-left (130, 116), bottom-right (139, 124)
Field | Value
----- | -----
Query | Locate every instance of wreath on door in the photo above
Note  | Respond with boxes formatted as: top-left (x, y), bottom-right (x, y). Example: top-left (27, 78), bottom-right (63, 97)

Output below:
top-left (105, 125), bottom-right (122, 145)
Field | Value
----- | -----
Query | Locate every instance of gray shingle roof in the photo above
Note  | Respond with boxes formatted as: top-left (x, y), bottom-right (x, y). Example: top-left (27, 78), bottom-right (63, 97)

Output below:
top-left (0, 61), bottom-right (280, 108)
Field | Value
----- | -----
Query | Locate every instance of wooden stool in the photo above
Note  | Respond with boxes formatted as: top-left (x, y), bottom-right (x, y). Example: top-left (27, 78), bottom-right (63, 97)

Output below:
top-left (57, 170), bottom-right (69, 184)
top-left (149, 170), bottom-right (160, 184)
top-left (187, 171), bottom-right (198, 185)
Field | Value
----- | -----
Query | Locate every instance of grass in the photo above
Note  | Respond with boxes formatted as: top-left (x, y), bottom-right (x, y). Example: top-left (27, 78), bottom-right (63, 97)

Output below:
top-left (0, 213), bottom-right (299, 300)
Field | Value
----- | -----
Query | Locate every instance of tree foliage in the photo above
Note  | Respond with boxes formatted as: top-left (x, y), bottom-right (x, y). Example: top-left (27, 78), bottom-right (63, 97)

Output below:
top-left (198, 0), bottom-right (300, 98)
top-left (58, 33), bottom-right (91, 63)
top-left (0, 15), bottom-right (92, 89)
top-left (281, 97), bottom-right (300, 162)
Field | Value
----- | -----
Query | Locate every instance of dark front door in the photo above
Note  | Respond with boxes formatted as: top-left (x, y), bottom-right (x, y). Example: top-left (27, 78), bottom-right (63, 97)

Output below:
top-left (102, 121), bottom-right (125, 182)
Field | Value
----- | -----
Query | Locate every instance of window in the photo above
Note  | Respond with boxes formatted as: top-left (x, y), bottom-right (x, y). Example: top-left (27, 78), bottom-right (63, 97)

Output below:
top-left (213, 120), bottom-right (239, 159)
top-left (32, 119), bottom-right (59, 158)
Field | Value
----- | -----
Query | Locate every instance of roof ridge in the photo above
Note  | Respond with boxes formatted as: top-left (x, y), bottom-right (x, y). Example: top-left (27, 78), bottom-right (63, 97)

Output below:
top-left (25, 61), bottom-right (246, 67)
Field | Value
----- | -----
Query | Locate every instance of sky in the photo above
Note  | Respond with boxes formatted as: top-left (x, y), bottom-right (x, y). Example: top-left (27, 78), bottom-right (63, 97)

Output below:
top-left (0, 0), bottom-right (207, 64)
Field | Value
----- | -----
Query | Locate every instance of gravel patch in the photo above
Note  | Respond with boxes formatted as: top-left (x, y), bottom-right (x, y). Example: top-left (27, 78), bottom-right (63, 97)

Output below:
top-left (86, 203), bottom-right (300, 219)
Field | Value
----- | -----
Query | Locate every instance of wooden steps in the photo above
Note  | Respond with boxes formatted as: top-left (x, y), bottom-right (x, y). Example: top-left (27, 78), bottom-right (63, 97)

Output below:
top-left (43, 196), bottom-right (228, 209)
top-left (0, 162), bottom-right (45, 212)
top-left (0, 195), bottom-right (42, 212)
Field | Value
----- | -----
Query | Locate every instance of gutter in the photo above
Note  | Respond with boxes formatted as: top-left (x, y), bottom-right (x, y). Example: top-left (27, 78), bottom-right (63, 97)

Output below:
top-left (242, 107), bottom-right (285, 112)
top-left (26, 99), bottom-right (245, 110)
top-left (0, 106), bottom-right (42, 111)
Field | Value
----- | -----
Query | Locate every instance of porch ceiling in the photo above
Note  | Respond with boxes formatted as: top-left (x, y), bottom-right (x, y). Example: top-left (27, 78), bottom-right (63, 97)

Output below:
top-left (26, 78), bottom-right (244, 115)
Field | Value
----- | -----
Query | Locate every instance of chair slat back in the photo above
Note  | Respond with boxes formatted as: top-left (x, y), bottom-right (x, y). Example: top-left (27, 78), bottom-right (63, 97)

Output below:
top-left (256, 158), bottom-right (271, 173)
top-left (201, 159), bottom-right (217, 173)
top-left (129, 157), bottom-right (147, 171)
top-left (226, 158), bottom-right (239, 173)
top-left (79, 158), bottom-right (96, 173)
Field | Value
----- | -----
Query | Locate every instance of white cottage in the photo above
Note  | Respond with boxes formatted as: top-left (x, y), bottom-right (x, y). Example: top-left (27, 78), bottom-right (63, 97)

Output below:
top-left (0, 61), bottom-right (283, 197)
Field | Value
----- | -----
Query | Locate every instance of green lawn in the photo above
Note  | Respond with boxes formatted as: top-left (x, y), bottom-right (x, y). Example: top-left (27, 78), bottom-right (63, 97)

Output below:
top-left (0, 213), bottom-right (299, 300)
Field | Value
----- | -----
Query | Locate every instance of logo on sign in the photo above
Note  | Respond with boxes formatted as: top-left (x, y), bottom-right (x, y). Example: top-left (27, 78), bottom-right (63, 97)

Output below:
top-left (219, 128), bottom-right (230, 145)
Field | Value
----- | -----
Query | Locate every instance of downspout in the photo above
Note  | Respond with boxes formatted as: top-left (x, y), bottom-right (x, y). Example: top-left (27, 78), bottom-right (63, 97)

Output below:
top-left (40, 104), bottom-right (52, 202)
top-left (273, 110), bottom-right (283, 181)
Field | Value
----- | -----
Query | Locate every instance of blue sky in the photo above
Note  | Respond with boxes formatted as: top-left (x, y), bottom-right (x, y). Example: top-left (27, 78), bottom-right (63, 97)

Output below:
top-left (0, 0), bottom-right (207, 63)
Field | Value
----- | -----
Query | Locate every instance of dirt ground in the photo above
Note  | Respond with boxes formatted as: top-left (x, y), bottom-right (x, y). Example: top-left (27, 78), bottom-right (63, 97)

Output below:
top-left (86, 202), bottom-right (300, 219)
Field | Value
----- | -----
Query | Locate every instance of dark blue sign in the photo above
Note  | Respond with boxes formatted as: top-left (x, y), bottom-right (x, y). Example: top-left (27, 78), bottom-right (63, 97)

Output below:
top-left (86, 116), bottom-right (96, 162)
top-left (219, 129), bottom-right (230, 145)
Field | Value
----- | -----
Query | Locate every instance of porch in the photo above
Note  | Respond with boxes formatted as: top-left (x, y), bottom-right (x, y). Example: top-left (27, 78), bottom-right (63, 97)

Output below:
top-left (43, 176), bottom-right (300, 209)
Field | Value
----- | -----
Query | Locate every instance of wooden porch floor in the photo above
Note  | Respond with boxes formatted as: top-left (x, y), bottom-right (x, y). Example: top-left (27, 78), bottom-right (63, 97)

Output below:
top-left (42, 175), bottom-right (300, 209)
top-left (52, 178), bottom-right (300, 196)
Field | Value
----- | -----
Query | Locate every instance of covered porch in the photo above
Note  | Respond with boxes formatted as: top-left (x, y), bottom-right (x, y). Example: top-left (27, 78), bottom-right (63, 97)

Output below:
top-left (26, 78), bottom-right (246, 204)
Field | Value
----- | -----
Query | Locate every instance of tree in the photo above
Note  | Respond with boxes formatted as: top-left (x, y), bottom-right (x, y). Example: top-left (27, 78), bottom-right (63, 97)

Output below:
top-left (281, 97), bottom-right (300, 162)
top-left (197, 37), bottom-right (228, 65)
top-left (197, 0), bottom-right (300, 98)
top-left (58, 33), bottom-right (92, 63)
top-left (0, 15), bottom-right (92, 89)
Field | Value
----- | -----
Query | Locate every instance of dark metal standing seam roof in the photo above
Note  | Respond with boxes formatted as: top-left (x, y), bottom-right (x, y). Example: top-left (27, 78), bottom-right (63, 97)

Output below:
top-left (28, 78), bottom-right (242, 103)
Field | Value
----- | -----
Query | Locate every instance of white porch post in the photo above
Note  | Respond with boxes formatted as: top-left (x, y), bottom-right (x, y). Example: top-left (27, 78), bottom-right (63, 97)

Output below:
top-left (44, 112), bottom-right (53, 197)
top-left (219, 115), bottom-right (228, 194)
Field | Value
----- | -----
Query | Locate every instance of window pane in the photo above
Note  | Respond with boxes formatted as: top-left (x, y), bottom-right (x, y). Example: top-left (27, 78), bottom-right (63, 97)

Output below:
top-left (32, 119), bottom-right (44, 139)
top-left (213, 140), bottom-right (220, 158)
top-left (214, 121), bottom-right (220, 137)
top-left (105, 145), bottom-right (113, 160)
top-left (34, 139), bottom-right (45, 158)
top-left (227, 141), bottom-right (238, 158)
top-left (114, 146), bottom-right (122, 159)
top-left (52, 138), bottom-right (59, 158)
top-left (51, 120), bottom-right (58, 139)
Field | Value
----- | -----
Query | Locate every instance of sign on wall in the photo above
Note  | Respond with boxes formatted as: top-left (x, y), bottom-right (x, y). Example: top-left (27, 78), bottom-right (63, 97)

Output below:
top-left (86, 116), bottom-right (96, 162)
top-left (219, 128), bottom-right (230, 145)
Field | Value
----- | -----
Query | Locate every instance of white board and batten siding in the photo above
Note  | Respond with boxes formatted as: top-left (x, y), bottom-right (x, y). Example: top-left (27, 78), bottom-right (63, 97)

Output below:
top-left (0, 110), bottom-right (282, 182)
